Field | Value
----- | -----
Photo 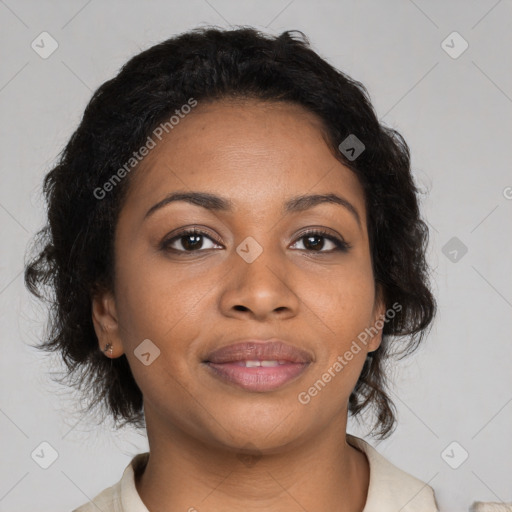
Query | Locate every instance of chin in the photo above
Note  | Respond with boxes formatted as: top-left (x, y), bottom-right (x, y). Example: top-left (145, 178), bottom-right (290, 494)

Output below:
top-left (202, 411), bottom-right (311, 455)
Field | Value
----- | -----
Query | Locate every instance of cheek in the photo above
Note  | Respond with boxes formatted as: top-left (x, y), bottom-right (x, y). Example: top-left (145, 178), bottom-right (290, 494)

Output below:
top-left (304, 265), bottom-right (376, 386)
top-left (113, 257), bottom-right (205, 405)
top-left (310, 263), bottom-right (376, 332)
top-left (115, 247), bottom-right (213, 335)
top-left (113, 251), bottom-right (220, 396)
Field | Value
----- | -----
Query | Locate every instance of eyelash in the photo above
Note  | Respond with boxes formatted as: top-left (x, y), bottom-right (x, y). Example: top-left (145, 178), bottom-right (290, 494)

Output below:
top-left (160, 227), bottom-right (352, 255)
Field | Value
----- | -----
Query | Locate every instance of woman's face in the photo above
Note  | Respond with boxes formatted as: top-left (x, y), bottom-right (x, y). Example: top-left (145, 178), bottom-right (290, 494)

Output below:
top-left (93, 98), bottom-right (385, 452)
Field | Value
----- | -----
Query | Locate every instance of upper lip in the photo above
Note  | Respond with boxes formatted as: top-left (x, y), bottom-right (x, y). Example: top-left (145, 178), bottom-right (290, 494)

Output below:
top-left (205, 339), bottom-right (313, 364)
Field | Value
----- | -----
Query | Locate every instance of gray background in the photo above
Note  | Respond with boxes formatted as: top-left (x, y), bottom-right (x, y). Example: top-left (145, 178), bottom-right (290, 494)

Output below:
top-left (1, 1), bottom-right (511, 511)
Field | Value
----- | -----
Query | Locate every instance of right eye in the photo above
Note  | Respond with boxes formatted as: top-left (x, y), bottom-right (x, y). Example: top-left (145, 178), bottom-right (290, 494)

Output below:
top-left (160, 228), bottom-right (223, 253)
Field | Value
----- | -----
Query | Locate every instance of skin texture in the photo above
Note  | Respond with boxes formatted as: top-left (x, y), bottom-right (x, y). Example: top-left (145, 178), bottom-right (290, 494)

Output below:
top-left (92, 98), bottom-right (386, 512)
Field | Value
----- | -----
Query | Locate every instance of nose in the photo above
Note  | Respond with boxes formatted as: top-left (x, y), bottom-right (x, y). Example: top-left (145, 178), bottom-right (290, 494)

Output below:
top-left (219, 242), bottom-right (301, 322)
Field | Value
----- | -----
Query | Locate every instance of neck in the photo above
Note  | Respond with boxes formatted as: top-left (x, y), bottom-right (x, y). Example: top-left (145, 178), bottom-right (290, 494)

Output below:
top-left (136, 406), bottom-right (369, 512)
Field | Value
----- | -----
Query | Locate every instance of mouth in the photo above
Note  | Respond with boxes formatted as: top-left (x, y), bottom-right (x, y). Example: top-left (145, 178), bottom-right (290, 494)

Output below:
top-left (203, 339), bottom-right (312, 392)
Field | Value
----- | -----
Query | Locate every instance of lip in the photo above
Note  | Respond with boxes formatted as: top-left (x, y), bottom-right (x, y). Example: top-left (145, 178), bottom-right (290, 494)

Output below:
top-left (205, 339), bottom-right (313, 364)
top-left (203, 339), bottom-right (312, 392)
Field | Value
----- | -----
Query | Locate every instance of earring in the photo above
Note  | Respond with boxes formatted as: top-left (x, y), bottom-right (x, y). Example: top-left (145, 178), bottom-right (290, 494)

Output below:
top-left (103, 343), bottom-right (113, 356)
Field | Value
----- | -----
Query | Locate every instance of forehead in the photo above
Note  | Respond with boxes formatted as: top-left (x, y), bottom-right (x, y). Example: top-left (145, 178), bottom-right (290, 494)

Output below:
top-left (122, 98), bottom-right (366, 223)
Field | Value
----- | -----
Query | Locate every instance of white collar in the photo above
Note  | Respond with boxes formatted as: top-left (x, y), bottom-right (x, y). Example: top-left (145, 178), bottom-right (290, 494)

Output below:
top-left (346, 434), bottom-right (438, 511)
top-left (76, 434), bottom-right (438, 511)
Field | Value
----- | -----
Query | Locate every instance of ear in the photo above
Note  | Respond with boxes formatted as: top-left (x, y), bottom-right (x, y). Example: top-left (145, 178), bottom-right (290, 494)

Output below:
top-left (91, 289), bottom-right (125, 358)
top-left (367, 283), bottom-right (386, 353)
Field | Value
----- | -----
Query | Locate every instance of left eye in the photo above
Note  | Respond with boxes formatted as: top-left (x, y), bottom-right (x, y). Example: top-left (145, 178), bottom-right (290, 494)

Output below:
top-left (290, 230), bottom-right (350, 252)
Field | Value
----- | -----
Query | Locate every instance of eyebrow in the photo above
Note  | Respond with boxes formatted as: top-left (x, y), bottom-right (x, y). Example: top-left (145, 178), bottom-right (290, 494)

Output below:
top-left (144, 191), bottom-right (362, 228)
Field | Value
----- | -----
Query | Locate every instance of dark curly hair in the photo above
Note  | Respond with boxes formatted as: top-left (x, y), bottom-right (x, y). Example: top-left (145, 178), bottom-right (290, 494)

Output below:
top-left (24, 25), bottom-right (436, 439)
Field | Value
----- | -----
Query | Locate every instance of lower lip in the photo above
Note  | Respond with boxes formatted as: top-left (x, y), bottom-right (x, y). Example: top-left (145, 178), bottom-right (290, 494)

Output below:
top-left (205, 361), bottom-right (309, 392)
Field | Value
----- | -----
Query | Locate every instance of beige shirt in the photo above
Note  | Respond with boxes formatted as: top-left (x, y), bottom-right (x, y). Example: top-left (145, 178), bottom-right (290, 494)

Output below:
top-left (73, 434), bottom-right (438, 512)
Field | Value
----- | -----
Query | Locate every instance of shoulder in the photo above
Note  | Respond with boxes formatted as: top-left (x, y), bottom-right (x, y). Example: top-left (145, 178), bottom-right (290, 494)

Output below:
top-left (347, 434), bottom-right (439, 512)
top-left (71, 453), bottom-right (150, 512)
top-left (72, 483), bottom-right (120, 512)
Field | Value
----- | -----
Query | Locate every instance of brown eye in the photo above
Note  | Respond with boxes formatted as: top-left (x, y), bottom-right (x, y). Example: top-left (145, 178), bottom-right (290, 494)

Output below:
top-left (291, 229), bottom-right (351, 253)
top-left (161, 229), bottom-right (222, 253)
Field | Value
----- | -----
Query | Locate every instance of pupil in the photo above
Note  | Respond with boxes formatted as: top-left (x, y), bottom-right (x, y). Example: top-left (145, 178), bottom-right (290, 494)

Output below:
top-left (183, 234), bottom-right (202, 250)
top-left (305, 235), bottom-right (323, 250)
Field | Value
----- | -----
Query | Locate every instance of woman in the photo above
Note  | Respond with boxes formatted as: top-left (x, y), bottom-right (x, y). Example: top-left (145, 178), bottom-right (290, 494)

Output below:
top-left (24, 26), bottom-right (438, 511)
